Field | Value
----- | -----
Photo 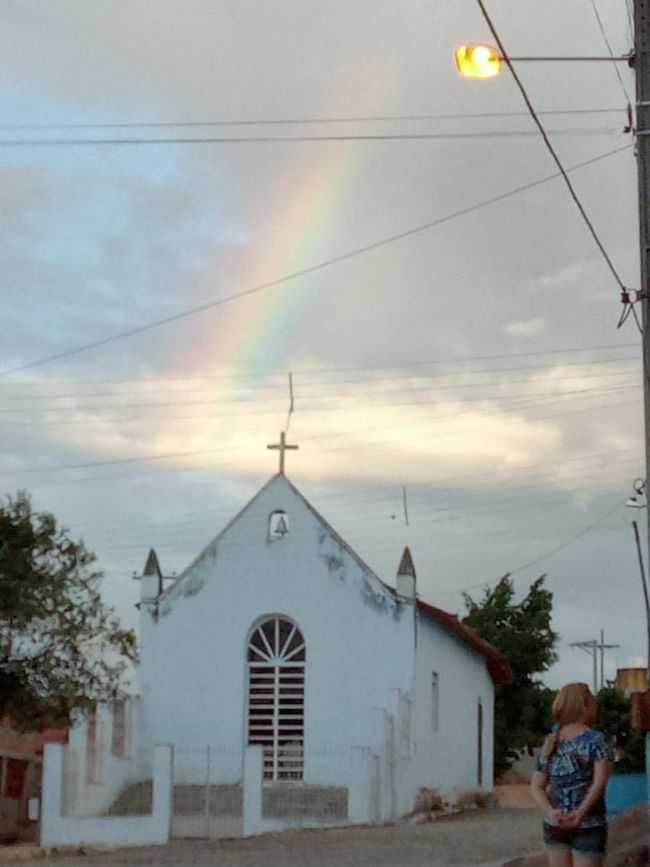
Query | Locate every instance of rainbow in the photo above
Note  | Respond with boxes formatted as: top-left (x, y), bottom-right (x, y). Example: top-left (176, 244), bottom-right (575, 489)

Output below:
top-left (185, 77), bottom-right (392, 378)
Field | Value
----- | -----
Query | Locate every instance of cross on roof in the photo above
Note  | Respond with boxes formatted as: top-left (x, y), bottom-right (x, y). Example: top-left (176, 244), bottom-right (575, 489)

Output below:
top-left (267, 431), bottom-right (299, 475)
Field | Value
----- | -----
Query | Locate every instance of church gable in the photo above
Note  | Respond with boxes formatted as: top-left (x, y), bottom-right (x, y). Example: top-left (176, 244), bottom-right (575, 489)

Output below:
top-left (156, 473), bottom-right (398, 620)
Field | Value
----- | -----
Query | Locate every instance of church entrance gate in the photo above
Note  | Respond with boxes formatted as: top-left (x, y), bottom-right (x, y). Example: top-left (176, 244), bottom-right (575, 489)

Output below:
top-left (171, 746), bottom-right (243, 840)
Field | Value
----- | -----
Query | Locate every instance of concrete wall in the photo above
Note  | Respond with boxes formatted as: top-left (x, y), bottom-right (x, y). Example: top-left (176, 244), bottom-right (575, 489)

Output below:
top-left (413, 610), bottom-right (494, 795)
top-left (139, 476), bottom-right (415, 784)
top-left (40, 744), bottom-right (172, 847)
top-left (242, 745), bottom-right (376, 836)
top-left (62, 699), bottom-right (148, 818)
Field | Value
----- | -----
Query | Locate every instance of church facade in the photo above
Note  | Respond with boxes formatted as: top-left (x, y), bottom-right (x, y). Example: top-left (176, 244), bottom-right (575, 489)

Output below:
top-left (132, 469), bottom-right (511, 823)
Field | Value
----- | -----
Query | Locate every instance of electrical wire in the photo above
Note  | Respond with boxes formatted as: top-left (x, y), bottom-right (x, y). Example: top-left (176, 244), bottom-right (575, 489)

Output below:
top-left (1, 365), bottom-right (637, 414)
top-left (1, 341), bottom-right (637, 390)
top-left (0, 383), bottom-right (640, 427)
top-left (0, 128), bottom-right (622, 148)
top-left (0, 143), bottom-right (633, 380)
top-left (474, 0), bottom-right (630, 293)
top-left (508, 498), bottom-right (624, 575)
top-left (397, 497), bottom-right (627, 597)
top-left (0, 107), bottom-right (627, 131)
top-left (0, 354), bottom-right (638, 403)
top-left (625, 0), bottom-right (635, 45)
top-left (6, 387), bottom-right (640, 490)
top-left (587, 0), bottom-right (633, 105)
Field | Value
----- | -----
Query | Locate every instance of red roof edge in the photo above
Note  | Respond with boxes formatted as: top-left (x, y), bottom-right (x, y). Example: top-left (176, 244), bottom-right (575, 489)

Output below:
top-left (416, 598), bottom-right (513, 685)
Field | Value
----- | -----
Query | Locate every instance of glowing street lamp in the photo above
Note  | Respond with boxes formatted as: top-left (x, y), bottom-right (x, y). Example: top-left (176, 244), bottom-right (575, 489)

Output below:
top-left (455, 43), bottom-right (632, 79)
top-left (455, 44), bottom-right (502, 79)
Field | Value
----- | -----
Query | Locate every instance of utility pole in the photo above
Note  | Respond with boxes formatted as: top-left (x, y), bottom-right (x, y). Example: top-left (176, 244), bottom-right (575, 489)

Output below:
top-left (635, 1), bottom-right (650, 693)
top-left (570, 633), bottom-right (620, 693)
top-left (634, 0), bottom-right (650, 803)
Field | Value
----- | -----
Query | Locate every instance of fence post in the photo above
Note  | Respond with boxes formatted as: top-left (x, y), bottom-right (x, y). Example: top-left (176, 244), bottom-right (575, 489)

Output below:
top-left (242, 745), bottom-right (264, 838)
top-left (40, 743), bottom-right (64, 845)
top-left (204, 745), bottom-right (211, 838)
top-left (348, 747), bottom-right (372, 824)
top-left (152, 744), bottom-right (173, 844)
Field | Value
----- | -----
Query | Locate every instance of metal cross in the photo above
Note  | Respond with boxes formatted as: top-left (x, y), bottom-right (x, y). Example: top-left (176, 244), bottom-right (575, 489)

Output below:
top-left (267, 431), bottom-right (299, 475)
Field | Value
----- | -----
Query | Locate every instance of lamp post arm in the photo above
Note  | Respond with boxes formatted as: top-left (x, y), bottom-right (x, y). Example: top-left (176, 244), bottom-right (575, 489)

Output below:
top-left (508, 55), bottom-right (632, 63)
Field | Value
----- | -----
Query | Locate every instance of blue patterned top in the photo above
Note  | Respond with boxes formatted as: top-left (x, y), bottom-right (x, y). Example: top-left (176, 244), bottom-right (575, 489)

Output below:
top-left (536, 728), bottom-right (611, 828)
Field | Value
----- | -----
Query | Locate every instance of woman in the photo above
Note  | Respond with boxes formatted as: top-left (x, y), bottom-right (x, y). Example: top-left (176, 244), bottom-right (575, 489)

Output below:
top-left (530, 682), bottom-right (611, 867)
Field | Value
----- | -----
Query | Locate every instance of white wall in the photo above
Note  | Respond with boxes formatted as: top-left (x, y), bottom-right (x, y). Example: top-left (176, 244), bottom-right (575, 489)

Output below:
top-left (138, 476), bottom-right (415, 784)
top-left (40, 743), bottom-right (172, 848)
top-left (413, 611), bottom-right (494, 795)
top-left (62, 699), bottom-right (149, 818)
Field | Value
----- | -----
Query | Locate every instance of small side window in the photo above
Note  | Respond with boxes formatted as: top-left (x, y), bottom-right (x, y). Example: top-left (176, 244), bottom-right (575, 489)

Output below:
top-left (432, 672), bottom-right (439, 732)
top-left (111, 700), bottom-right (127, 757)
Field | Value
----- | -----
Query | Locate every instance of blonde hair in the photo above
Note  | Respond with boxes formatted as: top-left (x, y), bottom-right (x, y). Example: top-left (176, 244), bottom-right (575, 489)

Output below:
top-left (542, 682), bottom-right (597, 760)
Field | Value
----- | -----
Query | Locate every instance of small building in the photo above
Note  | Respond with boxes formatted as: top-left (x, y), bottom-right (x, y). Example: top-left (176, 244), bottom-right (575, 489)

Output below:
top-left (0, 719), bottom-right (66, 842)
top-left (45, 455), bottom-right (511, 842)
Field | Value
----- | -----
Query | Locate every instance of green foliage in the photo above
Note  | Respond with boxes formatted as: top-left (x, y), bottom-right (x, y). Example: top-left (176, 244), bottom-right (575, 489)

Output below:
top-left (0, 492), bottom-right (137, 730)
top-left (463, 574), bottom-right (558, 778)
top-left (596, 687), bottom-right (645, 774)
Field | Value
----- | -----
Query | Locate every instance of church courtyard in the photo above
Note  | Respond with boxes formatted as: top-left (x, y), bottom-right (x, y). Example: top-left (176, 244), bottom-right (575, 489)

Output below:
top-left (18, 809), bottom-right (542, 867)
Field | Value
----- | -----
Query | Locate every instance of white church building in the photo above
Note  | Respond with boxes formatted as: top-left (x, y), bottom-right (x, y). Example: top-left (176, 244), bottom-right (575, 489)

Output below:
top-left (41, 441), bottom-right (511, 844)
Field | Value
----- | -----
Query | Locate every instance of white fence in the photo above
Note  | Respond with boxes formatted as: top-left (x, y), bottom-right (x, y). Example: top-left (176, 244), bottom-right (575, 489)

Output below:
top-left (39, 689), bottom-right (415, 847)
top-left (41, 744), bottom-right (172, 847)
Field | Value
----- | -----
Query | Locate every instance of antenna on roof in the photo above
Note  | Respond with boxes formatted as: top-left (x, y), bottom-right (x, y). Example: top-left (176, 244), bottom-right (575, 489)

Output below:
top-left (402, 486), bottom-right (410, 527)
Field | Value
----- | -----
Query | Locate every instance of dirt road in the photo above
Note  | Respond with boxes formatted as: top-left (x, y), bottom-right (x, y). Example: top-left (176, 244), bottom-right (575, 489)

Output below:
top-left (18, 808), bottom-right (543, 867)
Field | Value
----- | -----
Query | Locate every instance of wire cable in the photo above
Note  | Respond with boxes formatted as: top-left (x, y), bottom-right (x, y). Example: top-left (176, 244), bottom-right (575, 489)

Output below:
top-left (474, 0), bottom-right (630, 293)
top-left (1, 355), bottom-right (637, 405)
top-left (1, 364), bottom-right (636, 412)
top-left (0, 143), bottom-right (632, 379)
top-left (0, 107), bottom-right (627, 131)
top-left (0, 341), bottom-right (637, 389)
top-left (508, 498), bottom-right (624, 575)
top-left (587, 0), bottom-right (633, 105)
top-left (0, 128), bottom-right (622, 148)
top-left (625, 0), bottom-right (635, 46)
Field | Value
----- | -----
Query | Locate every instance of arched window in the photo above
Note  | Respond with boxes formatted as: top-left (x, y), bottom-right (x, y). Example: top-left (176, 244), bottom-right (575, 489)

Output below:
top-left (247, 617), bottom-right (305, 781)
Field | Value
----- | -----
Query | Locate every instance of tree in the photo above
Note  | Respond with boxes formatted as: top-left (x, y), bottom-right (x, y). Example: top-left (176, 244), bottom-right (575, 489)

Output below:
top-left (596, 687), bottom-right (645, 773)
top-left (0, 492), bottom-right (137, 730)
top-left (463, 574), bottom-right (558, 778)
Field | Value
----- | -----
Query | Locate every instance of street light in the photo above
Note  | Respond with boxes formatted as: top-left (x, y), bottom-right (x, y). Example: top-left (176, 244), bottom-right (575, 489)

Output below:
top-left (454, 43), bottom-right (633, 79)
top-left (455, 45), bottom-right (502, 79)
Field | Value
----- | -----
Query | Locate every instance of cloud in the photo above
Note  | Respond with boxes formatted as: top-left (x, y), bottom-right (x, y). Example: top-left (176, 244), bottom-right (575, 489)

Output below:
top-left (503, 318), bottom-right (547, 338)
top-left (0, 0), bottom-right (644, 685)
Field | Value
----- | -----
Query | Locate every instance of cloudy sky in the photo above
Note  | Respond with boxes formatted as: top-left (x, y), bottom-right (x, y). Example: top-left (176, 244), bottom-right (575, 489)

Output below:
top-left (1, 0), bottom-right (645, 688)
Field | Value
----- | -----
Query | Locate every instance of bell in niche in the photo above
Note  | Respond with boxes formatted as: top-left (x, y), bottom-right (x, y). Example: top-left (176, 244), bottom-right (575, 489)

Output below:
top-left (269, 509), bottom-right (290, 539)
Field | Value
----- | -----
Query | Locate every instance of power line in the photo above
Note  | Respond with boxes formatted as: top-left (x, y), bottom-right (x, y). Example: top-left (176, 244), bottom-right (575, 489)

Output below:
top-left (0, 382), bottom-right (639, 423)
top-left (475, 0), bottom-right (630, 293)
top-left (508, 498), bottom-right (624, 575)
top-left (0, 354), bottom-right (639, 402)
top-left (430, 498), bottom-right (626, 596)
top-left (0, 341), bottom-right (637, 389)
top-left (1, 365), bottom-right (637, 413)
top-left (0, 128), bottom-right (622, 148)
top-left (4, 389), bottom-right (639, 484)
top-left (587, 0), bottom-right (633, 104)
top-left (625, 0), bottom-right (635, 46)
top-left (0, 144), bottom-right (632, 379)
top-left (0, 107), bottom-right (627, 131)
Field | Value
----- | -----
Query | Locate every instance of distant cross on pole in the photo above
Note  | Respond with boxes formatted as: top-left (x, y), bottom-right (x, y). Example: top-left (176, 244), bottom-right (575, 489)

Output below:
top-left (267, 431), bottom-right (299, 475)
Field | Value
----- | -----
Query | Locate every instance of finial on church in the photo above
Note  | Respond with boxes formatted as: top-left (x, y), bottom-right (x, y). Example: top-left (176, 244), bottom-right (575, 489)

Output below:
top-left (267, 431), bottom-right (299, 475)
top-left (396, 546), bottom-right (416, 601)
top-left (397, 546), bottom-right (416, 579)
